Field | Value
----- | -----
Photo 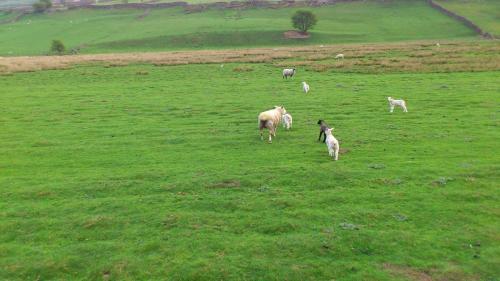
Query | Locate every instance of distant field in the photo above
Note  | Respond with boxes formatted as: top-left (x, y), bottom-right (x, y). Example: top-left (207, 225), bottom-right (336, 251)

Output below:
top-left (1, 59), bottom-right (499, 280)
top-left (0, 1), bottom-right (477, 56)
top-left (434, 0), bottom-right (500, 37)
top-left (0, 0), bottom-right (36, 9)
top-left (95, 0), bottom-right (242, 4)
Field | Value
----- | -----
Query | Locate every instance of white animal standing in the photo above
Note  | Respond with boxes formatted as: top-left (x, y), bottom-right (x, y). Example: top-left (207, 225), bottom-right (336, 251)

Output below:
top-left (282, 113), bottom-right (293, 130)
top-left (436, 43), bottom-right (440, 48)
top-left (335, 54), bottom-right (344, 59)
top-left (302, 81), bottom-right (310, 94)
top-left (387, 97), bottom-right (408, 113)
top-left (282, 68), bottom-right (296, 79)
top-left (325, 128), bottom-right (340, 161)
top-left (258, 106), bottom-right (287, 143)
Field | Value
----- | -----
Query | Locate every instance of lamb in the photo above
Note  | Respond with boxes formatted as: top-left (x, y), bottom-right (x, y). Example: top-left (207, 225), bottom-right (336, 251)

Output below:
top-left (335, 54), bottom-right (344, 59)
top-left (302, 81), bottom-right (310, 94)
top-left (282, 113), bottom-right (293, 130)
top-left (317, 119), bottom-right (330, 143)
top-left (325, 128), bottom-right (340, 161)
top-left (258, 106), bottom-right (287, 143)
top-left (282, 68), bottom-right (296, 79)
top-left (387, 97), bottom-right (408, 113)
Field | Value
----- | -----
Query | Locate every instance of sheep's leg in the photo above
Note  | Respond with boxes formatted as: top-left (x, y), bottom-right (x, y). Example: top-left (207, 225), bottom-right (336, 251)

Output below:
top-left (260, 128), bottom-right (263, 141)
top-left (334, 147), bottom-right (339, 161)
top-left (390, 105), bottom-right (394, 113)
top-left (318, 131), bottom-right (323, 141)
top-left (268, 130), bottom-right (272, 143)
top-left (403, 105), bottom-right (408, 112)
top-left (323, 134), bottom-right (327, 143)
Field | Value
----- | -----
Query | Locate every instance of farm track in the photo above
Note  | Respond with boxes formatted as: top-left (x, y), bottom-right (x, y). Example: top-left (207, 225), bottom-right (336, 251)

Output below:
top-left (0, 40), bottom-right (499, 74)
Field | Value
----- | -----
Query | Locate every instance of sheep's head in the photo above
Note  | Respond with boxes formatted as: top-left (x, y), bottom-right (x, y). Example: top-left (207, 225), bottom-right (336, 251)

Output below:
top-left (387, 97), bottom-right (393, 101)
top-left (317, 119), bottom-right (324, 125)
top-left (274, 106), bottom-right (286, 114)
top-left (326, 128), bottom-right (334, 134)
top-left (280, 106), bottom-right (287, 114)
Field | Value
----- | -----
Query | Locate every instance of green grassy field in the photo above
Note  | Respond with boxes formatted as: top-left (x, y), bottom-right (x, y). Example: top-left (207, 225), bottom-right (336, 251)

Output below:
top-left (434, 0), bottom-right (500, 37)
top-left (1, 62), bottom-right (498, 280)
top-left (0, 0), bottom-right (478, 56)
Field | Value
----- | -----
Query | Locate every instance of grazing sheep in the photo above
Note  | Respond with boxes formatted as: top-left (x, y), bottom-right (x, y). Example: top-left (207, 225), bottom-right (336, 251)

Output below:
top-left (335, 54), bottom-right (344, 59)
top-left (436, 43), bottom-right (440, 48)
top-left (302, 81), bottom-right (310, 94)
top-left (388, 97), bottom-right (408, 113)
top-left (317, 119), bottom-right (330, 143)
top-left (283, 68), bottom-right (296, 79)
top-left (282, 113), bottom-right (293, 130)
top-left (258, 106), bottom-right (287, 143)
top-left (325, 128), bottom-right (340, 161)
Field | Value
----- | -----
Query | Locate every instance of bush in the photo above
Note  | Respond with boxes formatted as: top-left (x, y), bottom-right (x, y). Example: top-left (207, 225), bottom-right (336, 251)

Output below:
top-left (33, 0), bottom-right (52, 13)
top-left (50, 40), bottom-right (66, 55)
top-left (291, 10), bottom-right (317, 33)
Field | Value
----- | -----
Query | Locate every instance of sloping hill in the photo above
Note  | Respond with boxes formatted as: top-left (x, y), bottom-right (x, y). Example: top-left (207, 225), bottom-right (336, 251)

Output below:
top-left (0, 0), bottom-right (36, 10)
top-left (0, 1), bottom-right (478, 55)
top-left (433, 0), bottom-right (499, 37)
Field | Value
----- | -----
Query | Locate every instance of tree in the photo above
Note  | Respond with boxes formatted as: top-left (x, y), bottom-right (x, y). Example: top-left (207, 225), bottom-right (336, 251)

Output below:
top-left (291, 10), bottom-right (317, 33)
top-left (33, 0), bottom-right (52, 13)
top-left (50, 40), bottom-right (66, 55)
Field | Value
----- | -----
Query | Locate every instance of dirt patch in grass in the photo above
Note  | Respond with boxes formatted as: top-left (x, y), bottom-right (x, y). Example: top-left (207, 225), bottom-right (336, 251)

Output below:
top-left (283, 30), bottom-right (310, 39)
top-left (208, 179), bottom-right (241, 188)
top-left (384, 263), bottom-right (434, 281)
top-left (233, 66), bottom-right (254, 72)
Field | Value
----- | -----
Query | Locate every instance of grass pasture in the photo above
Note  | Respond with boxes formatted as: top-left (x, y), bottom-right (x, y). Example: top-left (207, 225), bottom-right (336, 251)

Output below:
top-left (0, 0), bottom-right (478, 56)
top-left (1, 60), bottom-right (499, 280)
top-left (434, 0), bottom-right (500, 37)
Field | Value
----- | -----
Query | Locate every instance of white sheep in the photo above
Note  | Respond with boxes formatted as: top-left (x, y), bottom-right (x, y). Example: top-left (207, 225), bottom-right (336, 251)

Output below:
top-left (335, 54), bottom-right (344, 59)
top-left (302, 81), bottom-right (310, 94)
top-left (325, 128), bottom-right (339, 161)
top-left (436, 43), bottom-right (440, 48)
top-left (258, 106), bottom-right (287, 143)
top-left (282, 68), bottom-right (296, 79)
top-left (388, 97), bottom-right (408, 113)
top-left (282, 113), bottom-right (293, 130)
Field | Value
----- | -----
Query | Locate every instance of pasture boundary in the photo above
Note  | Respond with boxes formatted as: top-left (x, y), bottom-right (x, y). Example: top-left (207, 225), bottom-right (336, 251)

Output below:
top-left (427, 0), bottom-right (495, 39)
top-left (1, 41), bottom-right (498, 75)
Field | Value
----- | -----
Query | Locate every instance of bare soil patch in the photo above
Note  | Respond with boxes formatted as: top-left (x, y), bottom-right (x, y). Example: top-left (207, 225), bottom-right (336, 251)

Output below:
top-left (384, 263), bottom-right (434, 281)
top-left (283, 30), bottom-right (310, 39)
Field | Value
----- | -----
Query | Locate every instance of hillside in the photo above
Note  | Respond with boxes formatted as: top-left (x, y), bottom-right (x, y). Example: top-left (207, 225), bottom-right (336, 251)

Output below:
top-left (0, 1), bottom-right (478, 56)
top-left (0, 0), bottom-right (36, 10)
top-left (434, 0), bottom-right (499, 37)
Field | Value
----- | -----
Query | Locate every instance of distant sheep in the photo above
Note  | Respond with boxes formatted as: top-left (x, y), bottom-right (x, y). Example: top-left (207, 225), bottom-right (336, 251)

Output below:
top-left (325, 128), bottom-right (340, 161)
top-left (317, 119), bottom-right (330, 143)
top-left (436, 43), bottom-right (440, 48)
top-left (258, 106), bottom-right (287, 143)
top-left (335, 54), bottom-right (344, 59)
top-left (283, 68), bottom-right (296, 79)
top-left (282, 113), bottom-right (293, 130)
top-left (388, 97), bottom-right (408, 113)
top-left (302, 81), bottom-right (310, 94)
